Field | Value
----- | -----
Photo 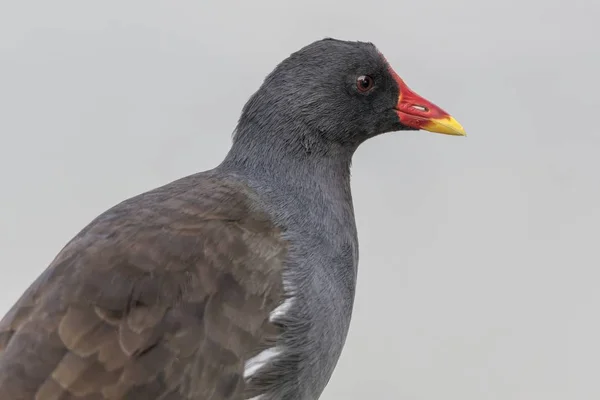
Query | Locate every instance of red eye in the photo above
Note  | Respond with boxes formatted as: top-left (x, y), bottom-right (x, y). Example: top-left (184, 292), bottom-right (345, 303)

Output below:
top-left (356, 75), bottom-right (374, 93)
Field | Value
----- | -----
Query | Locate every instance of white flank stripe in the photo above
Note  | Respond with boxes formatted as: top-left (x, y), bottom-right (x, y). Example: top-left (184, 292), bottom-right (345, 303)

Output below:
top-left (244, 347), bottom-right (282, 379)
top-left (269, 296), bottom-right (294, 322)
top-left (244, 281), bottom-right (293, 386)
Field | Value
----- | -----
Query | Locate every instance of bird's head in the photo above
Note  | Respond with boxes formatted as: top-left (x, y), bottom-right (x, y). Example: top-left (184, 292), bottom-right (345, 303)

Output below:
top-left (235, 38), bottom-right (465, 152)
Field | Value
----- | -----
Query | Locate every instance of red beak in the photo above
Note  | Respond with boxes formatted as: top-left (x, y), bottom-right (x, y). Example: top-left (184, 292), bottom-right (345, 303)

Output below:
top-left (388, 66), bottom-right (466, 136)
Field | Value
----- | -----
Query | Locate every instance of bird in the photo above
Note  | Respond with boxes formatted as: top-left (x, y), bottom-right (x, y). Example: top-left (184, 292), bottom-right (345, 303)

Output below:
top-left (0, 38), bottom-right (465, 400)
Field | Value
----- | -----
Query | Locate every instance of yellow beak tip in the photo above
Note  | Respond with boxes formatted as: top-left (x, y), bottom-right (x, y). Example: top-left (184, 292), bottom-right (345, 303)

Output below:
top-left (422, 116), bottom-right (466, 137)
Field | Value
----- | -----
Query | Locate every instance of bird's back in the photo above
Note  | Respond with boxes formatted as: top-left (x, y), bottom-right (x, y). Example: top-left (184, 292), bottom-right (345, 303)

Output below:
top-left (0, 171), bottom-right (288, 400)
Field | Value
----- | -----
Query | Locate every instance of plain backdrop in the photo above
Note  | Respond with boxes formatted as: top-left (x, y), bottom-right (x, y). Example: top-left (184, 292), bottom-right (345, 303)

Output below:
top-left (1, 1), bottom-right (599, 399)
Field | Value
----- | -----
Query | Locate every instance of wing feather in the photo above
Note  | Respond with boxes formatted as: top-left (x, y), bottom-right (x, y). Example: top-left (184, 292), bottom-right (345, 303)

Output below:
top-left (0, 174), bottom-right (287, 400)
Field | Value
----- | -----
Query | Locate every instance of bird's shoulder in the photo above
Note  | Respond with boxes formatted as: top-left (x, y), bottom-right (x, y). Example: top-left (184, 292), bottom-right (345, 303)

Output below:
top-left (0, 171), bottom-right (288, 399)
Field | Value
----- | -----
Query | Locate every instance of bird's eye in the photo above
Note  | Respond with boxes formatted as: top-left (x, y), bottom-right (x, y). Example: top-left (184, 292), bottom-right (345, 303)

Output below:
top-left (356, 75), bottom-right (374, 93)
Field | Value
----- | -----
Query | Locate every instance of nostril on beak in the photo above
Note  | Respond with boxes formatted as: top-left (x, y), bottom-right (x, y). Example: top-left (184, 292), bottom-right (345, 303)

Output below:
top-left (410, 105), bottom-right (429, 112)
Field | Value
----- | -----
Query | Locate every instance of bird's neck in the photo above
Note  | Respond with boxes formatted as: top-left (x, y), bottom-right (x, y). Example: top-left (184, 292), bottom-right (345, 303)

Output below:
top-left (220, 122), bottom-right (360, 398)
top-left (220, 121), bottom-right (357, 193)
top-left (219, 120), bottom-right (360, 289)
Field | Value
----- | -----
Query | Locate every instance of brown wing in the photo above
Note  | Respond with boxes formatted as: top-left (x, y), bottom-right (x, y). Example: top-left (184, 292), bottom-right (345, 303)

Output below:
top-left (0, 174), bottom-right (287, 400)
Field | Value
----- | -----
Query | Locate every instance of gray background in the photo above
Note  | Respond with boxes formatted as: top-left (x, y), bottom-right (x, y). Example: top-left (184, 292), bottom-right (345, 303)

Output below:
top-left (1, 0), bottom-right (599, 398)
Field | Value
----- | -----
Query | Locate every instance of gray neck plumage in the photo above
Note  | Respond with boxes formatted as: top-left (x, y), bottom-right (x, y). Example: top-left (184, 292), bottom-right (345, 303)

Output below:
top-left (221, 117), bottom-right (358, 243)
top-left (221, 77), bottom-right (358, 187)
top-left (220, 110), bottom-right (360, 398)
top-left (222, 110), bottom-right (356, 181)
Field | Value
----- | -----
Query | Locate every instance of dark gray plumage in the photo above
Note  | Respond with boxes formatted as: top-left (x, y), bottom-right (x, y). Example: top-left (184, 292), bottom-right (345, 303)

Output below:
top-left (0, 38), bottom-right (465, 399)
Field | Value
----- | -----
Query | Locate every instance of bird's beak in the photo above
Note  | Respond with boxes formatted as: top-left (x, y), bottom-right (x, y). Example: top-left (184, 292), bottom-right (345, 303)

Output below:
top-left (389, 67), bottom-right (466, 136)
